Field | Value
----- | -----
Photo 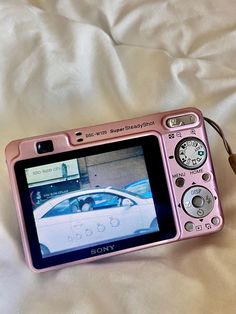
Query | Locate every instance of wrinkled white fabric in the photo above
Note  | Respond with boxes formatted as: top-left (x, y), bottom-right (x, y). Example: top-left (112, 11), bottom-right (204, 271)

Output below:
top-left (0, 1), bottom-right (236, 313)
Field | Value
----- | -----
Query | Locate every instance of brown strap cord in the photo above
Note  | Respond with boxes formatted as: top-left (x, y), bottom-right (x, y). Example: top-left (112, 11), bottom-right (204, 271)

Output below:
top-left (204, 117), bottom-right (236, 174)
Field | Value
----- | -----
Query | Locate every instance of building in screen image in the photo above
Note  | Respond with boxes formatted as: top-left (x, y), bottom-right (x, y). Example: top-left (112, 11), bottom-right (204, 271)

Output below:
top-left (26, 146), bottom-right (150, 209)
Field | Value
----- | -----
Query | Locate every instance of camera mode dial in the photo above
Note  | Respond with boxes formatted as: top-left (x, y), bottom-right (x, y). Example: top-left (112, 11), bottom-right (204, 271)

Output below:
top-left (175, 137), bottom-right (207, 170)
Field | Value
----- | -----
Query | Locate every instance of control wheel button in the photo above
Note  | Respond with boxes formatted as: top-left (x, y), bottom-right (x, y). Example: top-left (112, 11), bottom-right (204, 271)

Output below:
top-left (197, 209), bottom-right (204, 216)
top-left (185, 222), bottom-right (194, 232)
top-left (192, 195), bottom-right (205, 208)
top-left (182, 186), bottom-right (214, 218)
top-left (211, 217), bottom-right (220, 226)
top-left (175, 177), bottom-right (185, 187)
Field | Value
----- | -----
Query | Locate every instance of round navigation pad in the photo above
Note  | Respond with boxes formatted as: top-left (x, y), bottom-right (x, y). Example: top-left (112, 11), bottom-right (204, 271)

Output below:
top-left (182, 186), bottom-right (214, 218)
top-left (175, 137), bottom-right (207, 170)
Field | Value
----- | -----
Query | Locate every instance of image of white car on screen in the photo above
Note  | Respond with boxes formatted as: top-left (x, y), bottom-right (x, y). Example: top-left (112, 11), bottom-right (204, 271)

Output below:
top-left (33, 187), bottom-right (159, 257)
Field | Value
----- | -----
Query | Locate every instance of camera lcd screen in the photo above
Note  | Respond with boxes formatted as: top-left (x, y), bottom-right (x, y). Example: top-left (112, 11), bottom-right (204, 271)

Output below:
top-left (15, 136), bottom-right (176, 269)
top-left (25, 146), bottom-right (158, 258)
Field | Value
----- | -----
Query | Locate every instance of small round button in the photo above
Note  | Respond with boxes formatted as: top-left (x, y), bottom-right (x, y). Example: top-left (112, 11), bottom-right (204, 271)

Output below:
top-left (202, 173), bottom-right (211, 182)
top-left (185, 222), bottom-right (194, 232)
top-left (192, 195), bottom-right (205, 208)
top-left (211, 216), bottom-right (220, 226)
top-left (175, 177), bottom-right (185, 187)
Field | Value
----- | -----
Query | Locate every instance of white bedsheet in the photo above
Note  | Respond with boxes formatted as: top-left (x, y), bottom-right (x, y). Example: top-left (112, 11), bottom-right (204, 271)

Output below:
top-left (0, 1), bottom-right (236, 313)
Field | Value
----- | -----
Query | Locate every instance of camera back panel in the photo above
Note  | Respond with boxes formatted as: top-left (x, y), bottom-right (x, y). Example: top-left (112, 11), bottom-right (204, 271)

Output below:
top-left (5, 107), bottom-right (223, 272)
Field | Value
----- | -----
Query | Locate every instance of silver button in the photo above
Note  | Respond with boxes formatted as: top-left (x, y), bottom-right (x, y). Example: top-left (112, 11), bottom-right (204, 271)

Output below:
top-left (202, 173), bottom-right (211, 182)
top-left (192, 195), bottom-right (205, 208)
top-left (211, 217), bottom-right (220, 226)
top-left (185, 222), bottom-right (194, 232)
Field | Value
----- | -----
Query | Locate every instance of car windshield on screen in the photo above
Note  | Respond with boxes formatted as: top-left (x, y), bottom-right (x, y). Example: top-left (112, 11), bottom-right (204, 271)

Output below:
top-left (124, 179), bottom-right (152, 199)
top-left (111, 187), bottom-right (146, 199)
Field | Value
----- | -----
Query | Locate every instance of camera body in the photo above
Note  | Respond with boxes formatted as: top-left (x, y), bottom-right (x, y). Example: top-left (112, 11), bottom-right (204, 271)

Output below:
top-left (5, 107), bottom-right (223, 272)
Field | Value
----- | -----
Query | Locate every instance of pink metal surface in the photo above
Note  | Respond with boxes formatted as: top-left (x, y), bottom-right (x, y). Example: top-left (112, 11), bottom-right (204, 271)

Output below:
top-left (5, 107), bottom-right (224, 272)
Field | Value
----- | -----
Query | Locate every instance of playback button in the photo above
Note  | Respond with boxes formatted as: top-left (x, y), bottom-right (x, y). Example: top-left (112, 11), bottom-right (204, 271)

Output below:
top-left (185, 222), bottom-right (194, 232)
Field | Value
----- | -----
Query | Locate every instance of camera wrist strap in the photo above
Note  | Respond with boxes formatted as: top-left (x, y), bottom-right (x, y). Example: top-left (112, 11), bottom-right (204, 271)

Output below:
top-left (204, 117), bottom-right (236, 175)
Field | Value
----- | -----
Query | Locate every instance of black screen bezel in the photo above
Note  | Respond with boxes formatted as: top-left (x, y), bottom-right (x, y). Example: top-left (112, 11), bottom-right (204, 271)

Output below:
top-left (14, 135), bottom-right (176, 269)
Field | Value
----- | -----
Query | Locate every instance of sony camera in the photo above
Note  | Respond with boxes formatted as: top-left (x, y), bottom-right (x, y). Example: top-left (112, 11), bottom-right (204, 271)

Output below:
top-left (5, 107), bottom-right (224, 272)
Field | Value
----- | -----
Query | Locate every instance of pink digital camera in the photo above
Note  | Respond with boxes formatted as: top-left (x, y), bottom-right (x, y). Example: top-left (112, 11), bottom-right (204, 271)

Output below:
top-left (5, 107), bottom-right (224, 272)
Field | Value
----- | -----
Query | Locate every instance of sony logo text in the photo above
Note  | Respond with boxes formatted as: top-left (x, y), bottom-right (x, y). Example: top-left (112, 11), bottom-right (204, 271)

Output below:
top-left (91, 245), bottom-right (115, 255)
